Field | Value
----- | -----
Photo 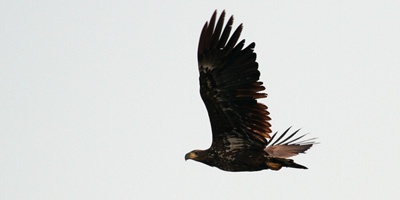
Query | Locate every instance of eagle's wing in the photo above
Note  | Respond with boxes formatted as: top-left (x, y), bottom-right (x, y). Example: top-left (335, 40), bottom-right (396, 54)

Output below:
top-left (198, 11), bottom-right (271, 150)
top-left (265, 127), bottom-right (315, 158)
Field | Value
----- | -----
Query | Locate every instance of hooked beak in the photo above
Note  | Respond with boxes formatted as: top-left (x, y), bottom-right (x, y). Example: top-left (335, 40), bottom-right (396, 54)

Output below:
top-left (185, 152), bottom-right (195, 161)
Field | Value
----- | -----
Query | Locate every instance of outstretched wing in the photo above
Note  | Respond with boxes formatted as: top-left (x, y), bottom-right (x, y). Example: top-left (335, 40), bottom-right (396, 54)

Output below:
top-left (265, 127), bottom-right (315, 158)
top-left (198, 10), bottom-right (271, 151)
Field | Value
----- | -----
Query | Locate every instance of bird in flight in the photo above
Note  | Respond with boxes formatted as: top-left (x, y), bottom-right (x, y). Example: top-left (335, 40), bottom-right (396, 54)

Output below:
top-left (185, 10), bottom-right (315, 172)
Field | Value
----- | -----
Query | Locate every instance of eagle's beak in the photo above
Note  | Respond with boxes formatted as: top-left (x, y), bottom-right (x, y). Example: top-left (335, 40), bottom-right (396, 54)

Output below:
top-left (184, 152), bottom-right (191, 161)
top-left (185, 152), bottom-right (195, 161)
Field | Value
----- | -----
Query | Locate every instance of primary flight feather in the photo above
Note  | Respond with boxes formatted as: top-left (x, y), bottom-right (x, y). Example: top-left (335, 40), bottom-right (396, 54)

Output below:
top-left (185, 10), bottom-right (315, 172)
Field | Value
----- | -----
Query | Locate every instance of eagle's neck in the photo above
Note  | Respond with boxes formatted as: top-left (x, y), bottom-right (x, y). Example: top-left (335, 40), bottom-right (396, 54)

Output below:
top-left (197, 149), bottom-right (218, 167)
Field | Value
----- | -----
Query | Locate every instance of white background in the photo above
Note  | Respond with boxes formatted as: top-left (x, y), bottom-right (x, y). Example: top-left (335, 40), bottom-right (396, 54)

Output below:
top-left (1, 0), bottom-right (399, 199)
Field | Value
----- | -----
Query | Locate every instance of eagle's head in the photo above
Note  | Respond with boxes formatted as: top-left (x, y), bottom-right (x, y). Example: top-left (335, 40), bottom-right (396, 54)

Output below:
top-left (184, 150), bottom-right (208, 162)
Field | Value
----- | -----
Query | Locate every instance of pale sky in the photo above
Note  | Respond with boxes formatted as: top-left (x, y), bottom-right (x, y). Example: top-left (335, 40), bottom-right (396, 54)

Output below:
top-left (1, 0), bottom-right (399, 199)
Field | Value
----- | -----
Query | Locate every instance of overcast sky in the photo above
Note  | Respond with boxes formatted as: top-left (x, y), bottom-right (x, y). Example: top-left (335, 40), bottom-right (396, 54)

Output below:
top-left (1, 0), bottom-right (400, 199)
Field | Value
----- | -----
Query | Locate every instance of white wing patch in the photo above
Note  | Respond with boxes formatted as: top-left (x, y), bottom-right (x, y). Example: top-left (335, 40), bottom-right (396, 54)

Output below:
top-left (227, 137), bottom-right (245, 149)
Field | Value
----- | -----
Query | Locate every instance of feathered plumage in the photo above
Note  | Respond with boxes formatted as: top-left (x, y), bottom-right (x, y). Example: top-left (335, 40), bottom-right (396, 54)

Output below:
top-left (185, 10), bottom-right (315, 172)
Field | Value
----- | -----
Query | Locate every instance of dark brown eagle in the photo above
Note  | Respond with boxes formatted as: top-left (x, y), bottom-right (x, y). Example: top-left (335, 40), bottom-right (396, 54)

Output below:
top-left (185, 10), bottom-right (315, 172)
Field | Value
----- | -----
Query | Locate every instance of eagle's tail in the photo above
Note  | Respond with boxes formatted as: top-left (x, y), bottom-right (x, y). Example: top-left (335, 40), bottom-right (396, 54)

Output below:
top-left (266, 157), bottom-right (307, 170)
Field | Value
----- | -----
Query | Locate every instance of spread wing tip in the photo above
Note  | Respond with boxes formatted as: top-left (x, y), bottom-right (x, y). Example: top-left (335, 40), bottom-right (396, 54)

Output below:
top-left (265, 127), bottom-right (317, 158)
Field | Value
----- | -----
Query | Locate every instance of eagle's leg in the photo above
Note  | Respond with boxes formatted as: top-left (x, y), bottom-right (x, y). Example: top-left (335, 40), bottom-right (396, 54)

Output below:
top-left (266, 157), bottom-right (307, 170)
top-left (266, 161), bottom-right (282, 170)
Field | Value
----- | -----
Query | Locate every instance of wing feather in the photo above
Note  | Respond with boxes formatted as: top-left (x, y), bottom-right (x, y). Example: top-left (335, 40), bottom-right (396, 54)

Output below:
top-left (197, 10), bottom-right (271, 150)
top-left (265, 127), bottom-right (316, 158)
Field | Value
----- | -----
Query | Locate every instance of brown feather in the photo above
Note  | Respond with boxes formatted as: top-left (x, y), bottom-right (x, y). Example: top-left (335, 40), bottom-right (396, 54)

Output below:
top-left (186, 10), bottom-right (315, 172)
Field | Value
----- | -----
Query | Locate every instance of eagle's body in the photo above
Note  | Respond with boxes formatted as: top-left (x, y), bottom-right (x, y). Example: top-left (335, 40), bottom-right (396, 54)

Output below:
top-left (185, 11), bottom-right (315, 172)
top-left (189, 148), bottom-right (269, 172)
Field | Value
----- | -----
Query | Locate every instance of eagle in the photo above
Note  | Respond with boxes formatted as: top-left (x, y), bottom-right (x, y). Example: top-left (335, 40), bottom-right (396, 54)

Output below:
top-left (185, 10), bottom-right (315, 172)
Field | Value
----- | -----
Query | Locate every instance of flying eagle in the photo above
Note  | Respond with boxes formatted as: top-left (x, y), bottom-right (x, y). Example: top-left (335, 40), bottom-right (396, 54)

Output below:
top-left (185, 10), bottom-right (315, 172)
